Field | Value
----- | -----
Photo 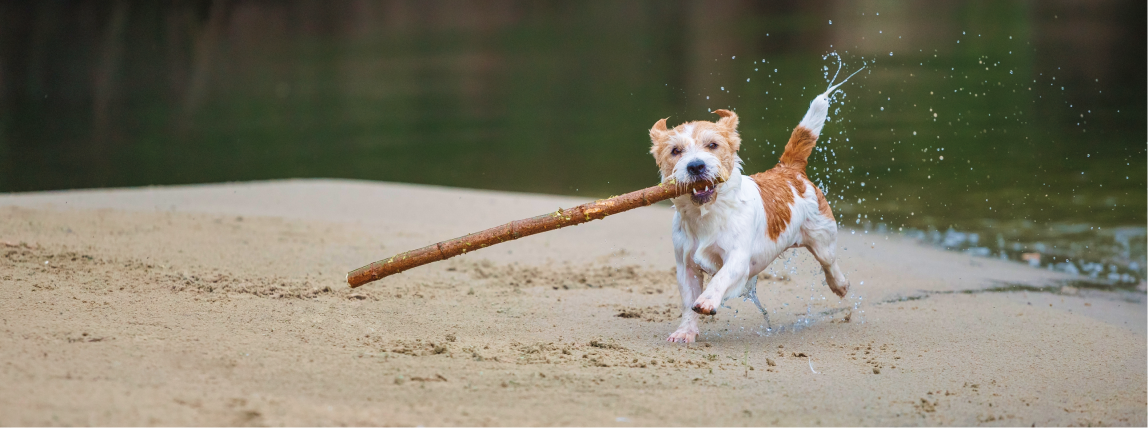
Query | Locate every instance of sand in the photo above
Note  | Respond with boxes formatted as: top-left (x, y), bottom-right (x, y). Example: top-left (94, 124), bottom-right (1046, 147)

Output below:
top-left (0, 179), bottom-right (1144, 426)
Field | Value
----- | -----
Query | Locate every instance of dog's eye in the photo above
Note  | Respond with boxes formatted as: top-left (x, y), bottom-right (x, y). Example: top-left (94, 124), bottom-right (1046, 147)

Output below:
top-left (706, 142), bottom-right (719, 149)
top-left (670, 147), bottom-right (681, 156)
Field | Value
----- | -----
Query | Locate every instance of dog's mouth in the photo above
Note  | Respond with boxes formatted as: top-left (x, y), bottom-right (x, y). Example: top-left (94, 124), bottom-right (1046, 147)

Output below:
top-left (689, 181), bottom-right (718, 205)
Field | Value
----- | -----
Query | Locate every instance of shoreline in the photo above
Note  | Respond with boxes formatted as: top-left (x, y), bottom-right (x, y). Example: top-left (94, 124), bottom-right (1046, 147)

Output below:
top-left (5, 178), bottom-right (1141, 289)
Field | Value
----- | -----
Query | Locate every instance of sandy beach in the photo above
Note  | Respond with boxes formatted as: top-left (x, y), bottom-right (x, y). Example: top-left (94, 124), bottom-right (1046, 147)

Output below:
top-left (0, 179), bottom-right (1144, 426)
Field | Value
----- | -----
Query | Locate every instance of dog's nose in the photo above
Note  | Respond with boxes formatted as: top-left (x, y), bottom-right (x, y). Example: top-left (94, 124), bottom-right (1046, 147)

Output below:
top-left (686, 160), bottom-right (707, 177)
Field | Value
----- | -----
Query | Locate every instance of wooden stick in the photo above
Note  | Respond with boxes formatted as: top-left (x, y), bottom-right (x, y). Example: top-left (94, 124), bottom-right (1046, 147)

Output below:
top-left (347, 178), bottom-right (721, 288)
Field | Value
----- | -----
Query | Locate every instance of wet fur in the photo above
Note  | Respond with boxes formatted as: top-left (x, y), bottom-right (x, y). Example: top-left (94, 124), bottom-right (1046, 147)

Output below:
top-left (650, 96), bottom-right (850, 344)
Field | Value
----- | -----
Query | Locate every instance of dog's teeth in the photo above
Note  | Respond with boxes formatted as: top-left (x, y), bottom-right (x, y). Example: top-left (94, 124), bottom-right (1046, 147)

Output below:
top-left (705, 186), bottom-right (711, 192)
top-left (692, 188), bottom-right (699, 195)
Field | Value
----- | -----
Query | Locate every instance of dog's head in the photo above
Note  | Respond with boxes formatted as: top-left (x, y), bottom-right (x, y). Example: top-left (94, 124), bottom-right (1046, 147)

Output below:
top-left (649, 109), bottom-right (742, 205)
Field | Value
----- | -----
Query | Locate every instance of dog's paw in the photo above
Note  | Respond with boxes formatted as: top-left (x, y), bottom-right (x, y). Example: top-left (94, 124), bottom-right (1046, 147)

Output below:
top-left (666, 329), bottom-right (697, 343)
top-left (691, 298), bottom-right (718, 316)
top-left (828, 280), bottom-right (850, 298)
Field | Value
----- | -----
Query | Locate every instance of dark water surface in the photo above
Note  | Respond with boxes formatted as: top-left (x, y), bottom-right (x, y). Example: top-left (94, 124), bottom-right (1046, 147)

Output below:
top-left (1, 1), bottom-right (1144, 281)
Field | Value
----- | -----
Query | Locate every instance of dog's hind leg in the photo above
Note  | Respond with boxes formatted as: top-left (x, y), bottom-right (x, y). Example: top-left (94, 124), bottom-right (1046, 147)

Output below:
top-left (808, 242), bottom-right (848, 298)
top-left (806, 233), bottom-right (849, 298)
top-left (798, 184), bottom-right (850, 298)
top-left (802, 219), bottom-right (849, 298)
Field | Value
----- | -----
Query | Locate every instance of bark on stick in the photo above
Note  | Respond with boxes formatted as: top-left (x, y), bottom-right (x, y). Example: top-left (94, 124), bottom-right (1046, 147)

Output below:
top-left (347, 178), bottom-right (720, 288)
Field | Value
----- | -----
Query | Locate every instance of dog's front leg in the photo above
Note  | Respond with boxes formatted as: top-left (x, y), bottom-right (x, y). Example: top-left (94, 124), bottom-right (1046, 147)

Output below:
top-left (667, 253), bottom-right (704, 343)
top-left (691, 255), bottom-right (751, 316)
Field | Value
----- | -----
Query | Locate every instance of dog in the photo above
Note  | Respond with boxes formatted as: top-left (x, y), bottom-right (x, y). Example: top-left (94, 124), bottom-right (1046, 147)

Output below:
top-left (649, 84), bottom-right (852, 343)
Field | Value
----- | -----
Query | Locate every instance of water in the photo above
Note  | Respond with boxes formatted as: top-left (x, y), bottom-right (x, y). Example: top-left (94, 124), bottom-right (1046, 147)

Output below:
top-left (0, 1), bottom-right (1144, 281)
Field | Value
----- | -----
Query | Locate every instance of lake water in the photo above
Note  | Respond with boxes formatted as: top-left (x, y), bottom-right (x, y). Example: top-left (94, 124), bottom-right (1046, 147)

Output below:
top-left (0, 1), bottom-right (1144, 282)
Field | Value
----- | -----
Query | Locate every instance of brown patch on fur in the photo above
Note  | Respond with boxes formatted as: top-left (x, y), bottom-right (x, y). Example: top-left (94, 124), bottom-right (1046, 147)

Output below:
top-left (778, 126), bottom-right (817, 170)
top-left (750, 168), bottom-right (808, 240)
top-left (649, 110), bottom-right (741, 181)
top-left (749, 124), bottom-right (837, 240)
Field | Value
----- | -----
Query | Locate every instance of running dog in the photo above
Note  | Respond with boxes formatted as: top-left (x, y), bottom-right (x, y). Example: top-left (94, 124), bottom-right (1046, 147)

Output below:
top-left (649, 77), bottom-right (857, 343)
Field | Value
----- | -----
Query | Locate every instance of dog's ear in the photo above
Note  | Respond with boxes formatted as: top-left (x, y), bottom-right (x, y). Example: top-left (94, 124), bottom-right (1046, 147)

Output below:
top-left (712, 109), bottom-right (738, 130)
top-left (649, 118), bottom-right (669, 145)
top-left (712, 109), bottom-right (741, 152)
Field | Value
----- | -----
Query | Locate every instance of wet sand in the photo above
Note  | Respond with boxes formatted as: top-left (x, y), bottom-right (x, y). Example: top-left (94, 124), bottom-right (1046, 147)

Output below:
top-left (1, 179), bottom-right (1144, 426)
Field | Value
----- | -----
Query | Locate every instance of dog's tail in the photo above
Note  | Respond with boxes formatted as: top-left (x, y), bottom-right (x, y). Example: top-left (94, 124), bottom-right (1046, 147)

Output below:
top-left (778, 64), bottom-right (864, 171)
top-left (776, 97), bottom-right (826, 171)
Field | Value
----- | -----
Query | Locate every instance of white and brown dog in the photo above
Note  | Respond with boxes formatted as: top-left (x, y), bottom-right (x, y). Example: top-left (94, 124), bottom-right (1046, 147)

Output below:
top-left (650, 84), bottom-right (853, 343)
